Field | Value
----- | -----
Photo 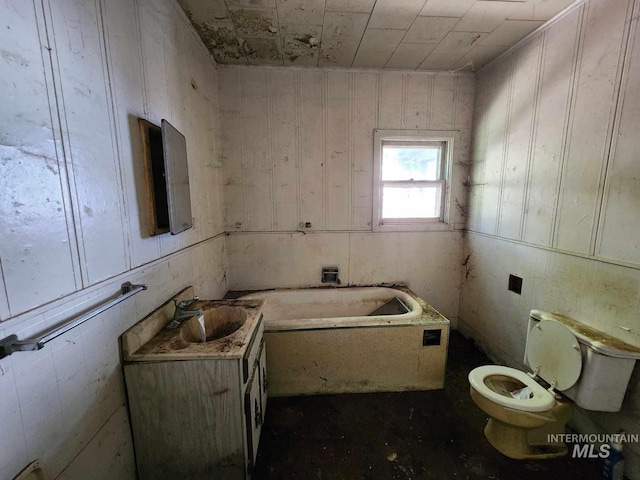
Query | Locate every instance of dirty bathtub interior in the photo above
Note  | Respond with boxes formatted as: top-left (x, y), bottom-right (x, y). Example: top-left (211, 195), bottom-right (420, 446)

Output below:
top-left (239, 286), bottom-right (450, 396)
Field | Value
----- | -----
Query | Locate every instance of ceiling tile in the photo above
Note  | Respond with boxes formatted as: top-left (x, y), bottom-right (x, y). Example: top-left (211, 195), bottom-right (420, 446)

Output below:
top-left (452, 44), bottom-right (509, 71)
top-left (179, 0), bottom-right (230, 22)
top-left (385, 43), bottom-right (436, 69)
top-left (229, 7), bottom-right (278, 38)
top-left (404, 16), bottom-right (458, 43)
top-left (419, 0), bottom-right (475, 17)
top-left (480, 19), bottom-right (544, 46)
top-left (280, 24), bottom-right (321, 65)
top-left (275, 0), bottom-right (325, 25)
top-left (418, 31), bottom-right (487, 70)
top-left (452, 2), bottom-right (515, 33)
top-left (368, 0), bottom-right (427, 30)
top-left (319, 12), bottom-right (369, 66)
top-left (243, 36), bottom-right (284, 64)
top-left (193, 19), bottom-right (248, 64)
top-left (508, 0), bottom-right (577, 21)
top-left (352, 29), bottom-right (406, 68)
top-left (180, 0), bottom-right (576, 69)
top-left (325, 0), bottom-right (376, 13)
top-left (226, 0), bottom-right (276, 8)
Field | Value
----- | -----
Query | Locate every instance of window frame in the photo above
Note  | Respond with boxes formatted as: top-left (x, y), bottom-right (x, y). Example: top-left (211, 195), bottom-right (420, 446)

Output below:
top-left (373, 129), bottom-right (456, 232)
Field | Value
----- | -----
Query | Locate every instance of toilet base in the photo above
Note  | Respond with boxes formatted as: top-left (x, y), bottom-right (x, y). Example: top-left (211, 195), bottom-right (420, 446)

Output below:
top-left (484, 418), bottom-right (568, 459)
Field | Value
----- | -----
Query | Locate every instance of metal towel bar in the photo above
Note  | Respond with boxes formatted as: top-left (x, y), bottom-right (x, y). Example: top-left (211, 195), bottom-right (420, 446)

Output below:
top-left (0, 282), bottom-right (147, 359)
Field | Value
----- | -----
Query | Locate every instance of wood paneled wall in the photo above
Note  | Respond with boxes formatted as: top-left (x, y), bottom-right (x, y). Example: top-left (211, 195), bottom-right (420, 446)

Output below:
top-left (0, 1), bottom-right (226, 479)
top-left (219, 67), bottom-right (475, 233)
top-left (462, 1), bottom-right (640, 475)
top-left (0, 0), bottom-right (224, 320)
top-left (468, 0), bottom-right (640, 266)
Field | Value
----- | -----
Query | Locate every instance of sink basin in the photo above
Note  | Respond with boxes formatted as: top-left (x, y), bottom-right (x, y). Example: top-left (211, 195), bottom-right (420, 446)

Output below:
top-left (180, 306), bottom-right (247, 343)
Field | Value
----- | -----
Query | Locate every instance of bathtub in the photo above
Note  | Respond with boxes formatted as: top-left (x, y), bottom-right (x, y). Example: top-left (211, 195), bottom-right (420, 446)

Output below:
top-left (239, 286), bottom-right (449, 396)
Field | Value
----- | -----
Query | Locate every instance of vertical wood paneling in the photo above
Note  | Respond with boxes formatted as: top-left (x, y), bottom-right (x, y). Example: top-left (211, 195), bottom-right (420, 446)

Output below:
top-left (404, 74), bottom-right (430, 129)
top-left (598, 3), bottom-right (640, 264)
top-left (102, 0), bottom-right (162, 268)
top-left (454, 76), bottom-right (475, 132)
top-left (468, 71), bottom-right (491, 232)
top-left (479, 57), bottom-right (512, 235)
top-left (0, 0), bottom-right (80, 314)
top-left (1, 0), bottom-right (226, 478)
top-left (219, 68), bottom-right (247, 231)
top-left (157, 3), bottom-right (188, 256)
top-left (452, 76), bottom-right (475, 229)
top-left (138, 0), bottom-right (181, 255)
top-left (139, 0), bottom-right (171, 122)
top-left (470, 0), bottom-right (640, 269)
top-left (50, 0), bottom-right (129, 284)
top-left (270, 70), bottom-right (299, 230)
top-left (0, 269), bottom-right (8, 320)
top-left (351, 73), bottom-right (378, 230)
top-left (184, 31), bottom-right (217, 241)
top-left (325, 71), bottom-right (351, 230)
top-left (499, 37), bottom-right (542, 240)
top-left (523, 8), bottom-right (581, 246)
top-left (163, 4), bottom-right (188, 134)
top-left (431, 75), bottom-right (455, 130)
top-left (1, 0), bottom-right (224, 317)
top-left (555, 0), bottom-right (630, 254)
top-left (298, 70), bottom-right (325, 230)
top-left (378, 73), bottom-right (404, 129)
top-left (242, 69), bottom-right (273, 231)
top-left (206, 52), bottom-right (225, 235)
top-left (221, 67), bottom-right (474, 234)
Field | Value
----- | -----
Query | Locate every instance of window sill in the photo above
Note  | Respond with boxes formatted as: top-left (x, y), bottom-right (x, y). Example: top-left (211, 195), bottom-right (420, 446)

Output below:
top-left (372, 221), bottom-right (454, 233)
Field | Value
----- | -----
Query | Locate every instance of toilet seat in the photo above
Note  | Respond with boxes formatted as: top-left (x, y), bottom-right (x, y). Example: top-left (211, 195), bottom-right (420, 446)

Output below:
top-left (469, 365), bottom-right (556, 412)
top-left (527, 319), bottom-right (582, 391)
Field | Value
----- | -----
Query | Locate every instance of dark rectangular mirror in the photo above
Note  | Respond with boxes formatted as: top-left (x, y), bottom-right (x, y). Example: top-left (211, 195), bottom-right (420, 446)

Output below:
top-left (161, 119), bottom-right (193, 234)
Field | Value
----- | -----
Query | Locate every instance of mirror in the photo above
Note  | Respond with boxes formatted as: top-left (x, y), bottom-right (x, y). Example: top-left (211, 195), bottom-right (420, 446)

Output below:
top-left (161, 119), bottom-right (193, 234)
top-left (138, 118), bottom-right (193, 236)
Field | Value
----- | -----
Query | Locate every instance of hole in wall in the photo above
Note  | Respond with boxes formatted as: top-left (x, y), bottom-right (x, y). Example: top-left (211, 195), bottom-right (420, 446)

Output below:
top-left (508, 274), bottom-right (523, 295)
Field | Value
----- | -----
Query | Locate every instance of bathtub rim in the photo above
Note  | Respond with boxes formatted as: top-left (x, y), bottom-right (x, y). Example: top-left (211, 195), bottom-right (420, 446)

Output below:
top-left (237, 285), bottom-right (449, 332)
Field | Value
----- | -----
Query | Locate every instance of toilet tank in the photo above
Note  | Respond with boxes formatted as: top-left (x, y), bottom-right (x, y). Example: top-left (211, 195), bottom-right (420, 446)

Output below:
top-left (525, 310), bottom-right (640, 412)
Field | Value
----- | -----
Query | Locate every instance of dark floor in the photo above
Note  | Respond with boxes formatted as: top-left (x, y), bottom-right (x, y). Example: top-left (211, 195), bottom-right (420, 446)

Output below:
top-left (252, 331), bottom-right (603, 480)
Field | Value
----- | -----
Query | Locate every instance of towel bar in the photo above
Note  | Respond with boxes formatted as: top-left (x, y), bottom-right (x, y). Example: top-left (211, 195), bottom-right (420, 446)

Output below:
top-left (0, 282), bottom-right (147, 359)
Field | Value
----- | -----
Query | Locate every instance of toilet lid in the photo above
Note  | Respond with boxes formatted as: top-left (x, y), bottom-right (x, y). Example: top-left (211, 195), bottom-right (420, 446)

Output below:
top-left (527, 319), bottom-right (582, 390)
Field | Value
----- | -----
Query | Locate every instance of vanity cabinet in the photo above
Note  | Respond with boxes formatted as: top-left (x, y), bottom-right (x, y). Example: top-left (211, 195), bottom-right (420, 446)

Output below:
top-left (122, 294), bottom-right (266, 480)
top-left (245, 341), bottom-right (267, 472)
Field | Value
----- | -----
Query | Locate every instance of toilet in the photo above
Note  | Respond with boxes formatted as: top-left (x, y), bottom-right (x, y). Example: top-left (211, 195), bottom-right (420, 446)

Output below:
top-left (469, 310), bottom-right (640, 460)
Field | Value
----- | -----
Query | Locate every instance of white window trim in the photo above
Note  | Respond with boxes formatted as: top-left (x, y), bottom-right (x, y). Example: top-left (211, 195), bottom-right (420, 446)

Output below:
top-left (373, 129), bottom-right (457, 233)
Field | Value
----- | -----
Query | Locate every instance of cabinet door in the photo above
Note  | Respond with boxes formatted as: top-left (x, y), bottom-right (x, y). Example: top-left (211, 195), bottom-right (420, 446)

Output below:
top-left (244, 363), bottom-right (262, 474)
top-left (259, 342), bottom-right (268, 421)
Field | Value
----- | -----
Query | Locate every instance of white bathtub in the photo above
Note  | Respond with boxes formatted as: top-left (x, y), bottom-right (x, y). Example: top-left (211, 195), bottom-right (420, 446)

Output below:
top-left (239, 286), bottom-right (449, 396)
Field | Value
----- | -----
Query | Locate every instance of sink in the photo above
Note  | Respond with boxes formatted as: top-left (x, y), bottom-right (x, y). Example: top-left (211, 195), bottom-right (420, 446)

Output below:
top-left (180, 306), bottom-right (247, 343)
top-left (121, 290), bottom-right (264, 361)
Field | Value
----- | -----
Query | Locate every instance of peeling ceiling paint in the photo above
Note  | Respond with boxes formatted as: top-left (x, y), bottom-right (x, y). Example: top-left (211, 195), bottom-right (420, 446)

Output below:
top-left (178, 0), bottom-right (578, 71)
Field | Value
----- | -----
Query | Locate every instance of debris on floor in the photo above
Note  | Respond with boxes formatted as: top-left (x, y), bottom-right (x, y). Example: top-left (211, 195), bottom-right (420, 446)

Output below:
top-left (252, 331), bottom-right (603, 480)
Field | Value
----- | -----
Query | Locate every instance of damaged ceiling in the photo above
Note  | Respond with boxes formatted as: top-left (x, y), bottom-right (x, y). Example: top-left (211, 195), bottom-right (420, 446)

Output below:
top-left (177, 0), bottom-right (577, 71)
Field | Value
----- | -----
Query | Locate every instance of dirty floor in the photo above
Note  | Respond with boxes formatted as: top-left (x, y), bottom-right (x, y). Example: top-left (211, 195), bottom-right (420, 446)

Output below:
top-left (252, 331), bottom-right (602, 480)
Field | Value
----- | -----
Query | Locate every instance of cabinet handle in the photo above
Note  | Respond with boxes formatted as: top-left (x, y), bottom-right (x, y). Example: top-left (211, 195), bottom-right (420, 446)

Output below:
top-left (254, 399), bottom-right (262, 426)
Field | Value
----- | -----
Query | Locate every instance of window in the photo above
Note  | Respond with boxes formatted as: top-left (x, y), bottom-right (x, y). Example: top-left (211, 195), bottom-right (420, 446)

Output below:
top-left (373, 130), bottom-right (455, 232)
